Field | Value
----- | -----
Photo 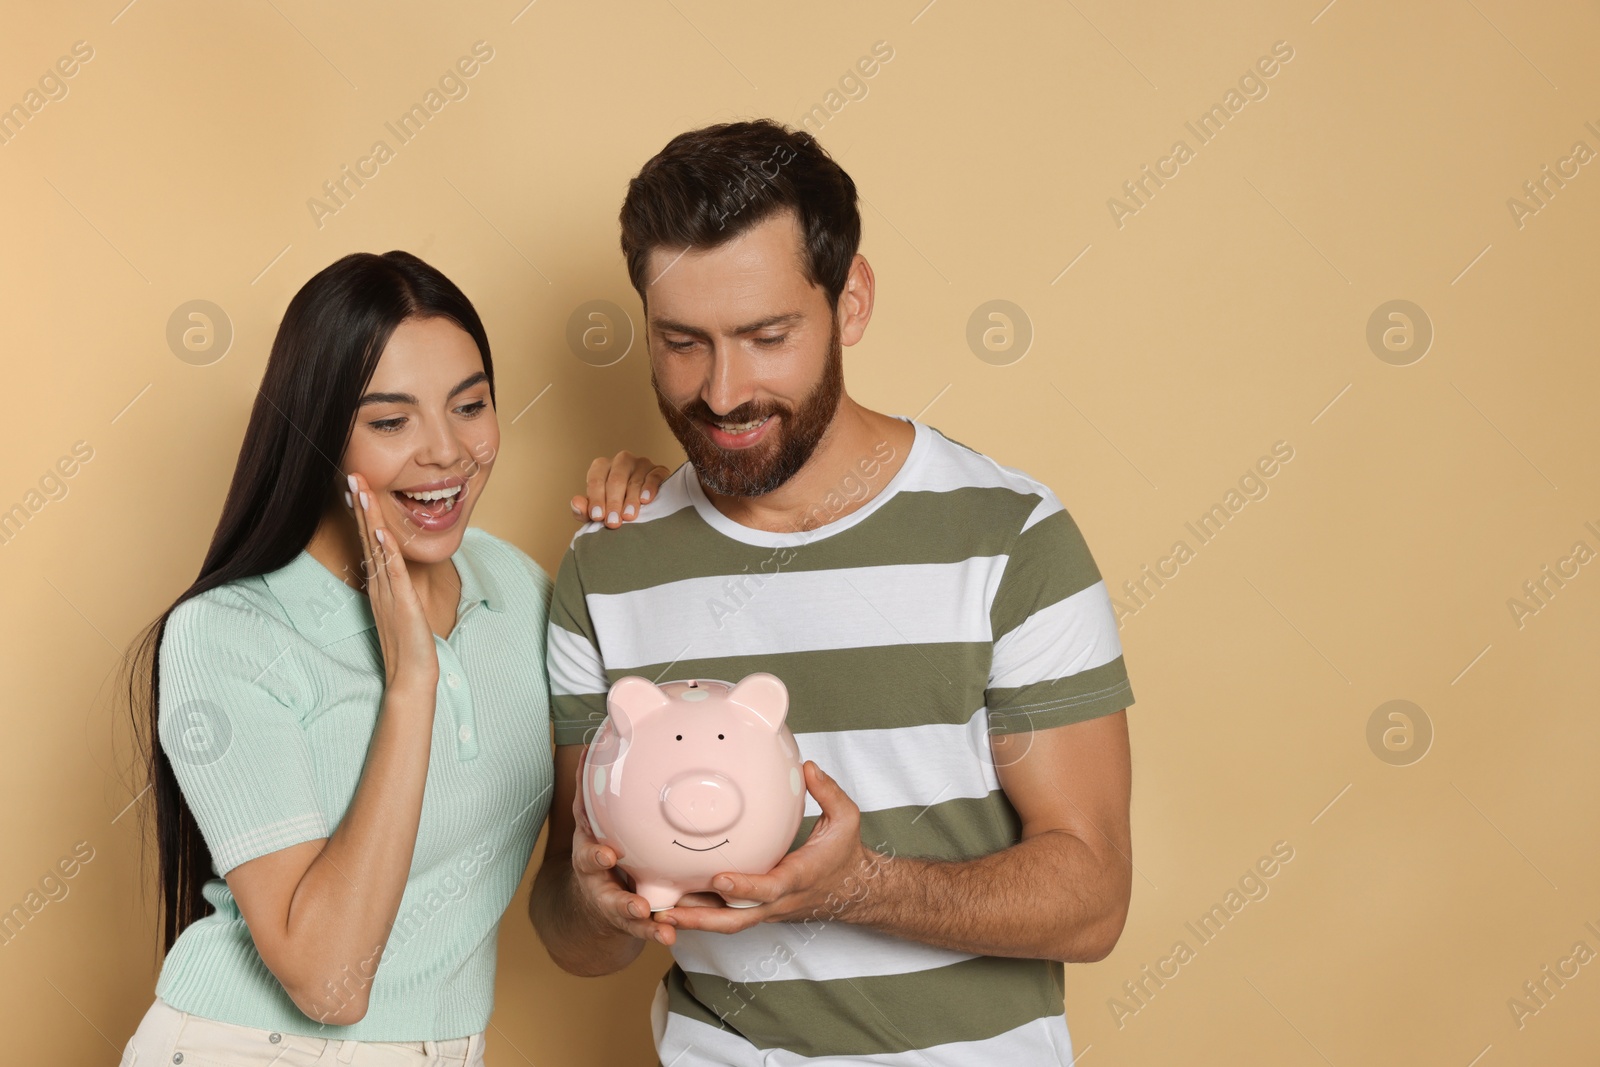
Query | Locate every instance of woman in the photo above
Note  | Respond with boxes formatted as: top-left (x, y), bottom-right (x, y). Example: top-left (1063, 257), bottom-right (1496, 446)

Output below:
top-left (120, 250), bottom-right (666, 1065)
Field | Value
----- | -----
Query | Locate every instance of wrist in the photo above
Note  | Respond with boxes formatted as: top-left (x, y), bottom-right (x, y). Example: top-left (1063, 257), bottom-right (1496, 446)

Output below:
top-left (845, 845), bottom-right (909, 928)
top-left (383, 674), bottom-right (439, 705)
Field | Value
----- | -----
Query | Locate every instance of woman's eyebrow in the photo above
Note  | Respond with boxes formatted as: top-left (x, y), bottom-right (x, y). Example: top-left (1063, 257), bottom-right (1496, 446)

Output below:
top-left (446, 371), bottom-right (489, 398)
top-left (358, 390), bottom-right (415, 406)
top-left (358, 371), bottom-right (488, 407)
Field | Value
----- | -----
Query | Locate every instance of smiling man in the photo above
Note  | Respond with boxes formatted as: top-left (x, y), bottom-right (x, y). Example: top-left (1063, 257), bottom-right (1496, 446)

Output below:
top-left (530, 120), bottom-right (1136, 1067)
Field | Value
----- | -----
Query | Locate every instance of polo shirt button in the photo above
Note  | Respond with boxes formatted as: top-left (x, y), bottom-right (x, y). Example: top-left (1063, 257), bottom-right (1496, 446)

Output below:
top-left (269, 1033), bottom-right (282, 1044)
top-left (173, 1055), bottom-right (183, 1065)
top-left (447, 673), bottom-right (461, 689)
top-left (458, 725), bottom-right (473, 742)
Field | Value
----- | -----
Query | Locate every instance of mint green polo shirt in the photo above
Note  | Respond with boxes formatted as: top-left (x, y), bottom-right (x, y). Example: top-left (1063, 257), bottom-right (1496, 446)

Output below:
top-left (154, 526), bottom-right (554, 1041)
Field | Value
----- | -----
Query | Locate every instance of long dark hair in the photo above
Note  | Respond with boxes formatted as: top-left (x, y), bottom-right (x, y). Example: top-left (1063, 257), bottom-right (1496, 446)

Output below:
top-left (125, 250), bottom-right (495, 952)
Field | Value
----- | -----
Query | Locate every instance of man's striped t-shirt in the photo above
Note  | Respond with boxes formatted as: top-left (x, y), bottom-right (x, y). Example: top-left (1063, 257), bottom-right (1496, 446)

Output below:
top-left (546, 416), bottom-right (1135, 1066)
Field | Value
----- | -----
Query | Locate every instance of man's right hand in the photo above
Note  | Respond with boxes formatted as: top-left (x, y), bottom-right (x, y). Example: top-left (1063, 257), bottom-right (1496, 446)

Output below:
top-left (567, 768), bottom-right (679, 947)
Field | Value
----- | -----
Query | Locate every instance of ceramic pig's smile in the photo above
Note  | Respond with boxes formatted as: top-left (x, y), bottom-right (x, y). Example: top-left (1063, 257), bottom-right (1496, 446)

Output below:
top-left (672, 838), bottom-right (730, 852)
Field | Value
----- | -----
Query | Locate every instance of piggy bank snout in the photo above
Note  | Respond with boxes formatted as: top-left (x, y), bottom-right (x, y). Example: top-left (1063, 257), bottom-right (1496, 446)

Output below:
top-left (661, 772), bottom-right (745, 836)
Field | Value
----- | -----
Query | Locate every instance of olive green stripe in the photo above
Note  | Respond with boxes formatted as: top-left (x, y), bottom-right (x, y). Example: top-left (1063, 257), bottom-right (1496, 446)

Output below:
top-left (788, 790), bottom-right (1021, 862)
top-left (572, 486), bottom-right (1040, 595)
top-left (550, 693), bottom-right (608, 745)
top-left (552, 649), bottom-right (1131, 745)
top-left (987, 659), bottom-right (1134, 734)
top-left (549, 546), bottom-right (599, 648)
top-left (560, 644), bottom-right (991, 735)
top-left (667, 954), bottom-right (1065, 1057)
top-left (988, 508), bottom-right (1105, 641)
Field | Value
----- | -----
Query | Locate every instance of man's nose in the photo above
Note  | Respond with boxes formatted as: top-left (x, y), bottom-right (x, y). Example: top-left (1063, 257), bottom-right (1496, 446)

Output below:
top-left (702, 344), bottom-right (755, 416)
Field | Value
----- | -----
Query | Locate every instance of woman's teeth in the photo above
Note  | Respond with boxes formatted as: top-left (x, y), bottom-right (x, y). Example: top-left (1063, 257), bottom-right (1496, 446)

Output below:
top-left (396, 485), bottom-right (461, 511)
top-left (401, 485), bottom-right (460, 502)
top-left (715, 415), bottom-right (770, 434)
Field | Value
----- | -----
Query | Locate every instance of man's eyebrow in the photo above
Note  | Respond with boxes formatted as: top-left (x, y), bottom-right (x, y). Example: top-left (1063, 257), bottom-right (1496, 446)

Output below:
top-left (650, 312), bottom-right (803, 337)
top-left (358, 371), bottom-right (489, 407)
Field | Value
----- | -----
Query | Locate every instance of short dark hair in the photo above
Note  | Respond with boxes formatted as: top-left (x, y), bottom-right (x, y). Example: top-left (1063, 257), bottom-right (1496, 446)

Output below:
top-left (619, 119), bottom-right (860, 308)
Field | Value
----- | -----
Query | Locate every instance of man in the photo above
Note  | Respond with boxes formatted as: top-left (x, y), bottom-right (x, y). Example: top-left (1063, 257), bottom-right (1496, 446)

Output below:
top-left (530, 119), bottom-right (1135, 1066)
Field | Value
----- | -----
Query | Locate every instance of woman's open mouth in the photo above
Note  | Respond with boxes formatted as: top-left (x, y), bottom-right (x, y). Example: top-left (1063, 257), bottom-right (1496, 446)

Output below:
top-left (391, 480), bottom-right (467, 533)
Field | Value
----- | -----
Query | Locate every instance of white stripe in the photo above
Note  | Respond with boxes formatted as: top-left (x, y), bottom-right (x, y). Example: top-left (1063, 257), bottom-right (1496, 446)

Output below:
top-left (546, 622), bottom-right (607, 697)
top-left (586, 559), bottom-right (1006, 668)
top-left (989, 580), bottom-right (1122, 691)
top-left (659, 1005), bottom-right (1075, 1066)
top-left (898, 430), bottom-right (1060, 506)
top-left (671, 921), bottom-right (978, 985)
top-left (795, 706), bottom-right (1000, 818)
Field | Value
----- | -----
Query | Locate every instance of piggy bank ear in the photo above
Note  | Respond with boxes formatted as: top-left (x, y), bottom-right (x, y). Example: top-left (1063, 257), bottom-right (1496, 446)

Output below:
top-left (607, 676), bottom-right (671, 740)
top-left (728, 673), bottom-right (789, 732)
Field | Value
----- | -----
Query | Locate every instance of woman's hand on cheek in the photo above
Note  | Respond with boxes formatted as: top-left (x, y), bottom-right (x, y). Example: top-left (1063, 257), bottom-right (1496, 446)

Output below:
top-left (347, 472), bottom-right (439, 694)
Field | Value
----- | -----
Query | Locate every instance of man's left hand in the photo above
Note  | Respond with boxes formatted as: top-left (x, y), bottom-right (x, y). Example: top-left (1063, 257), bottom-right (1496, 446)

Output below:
top-left (658, 760), bottom-right (885, 934)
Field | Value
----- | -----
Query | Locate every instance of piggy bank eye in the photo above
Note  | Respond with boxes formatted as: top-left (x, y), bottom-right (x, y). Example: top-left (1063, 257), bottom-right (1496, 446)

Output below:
top-left (718, 733), bottom-right (725, 740)
top-left (675, 734), bottom-right (683, 741)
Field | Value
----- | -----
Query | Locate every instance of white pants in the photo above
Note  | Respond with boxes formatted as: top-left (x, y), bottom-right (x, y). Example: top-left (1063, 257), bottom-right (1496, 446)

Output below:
top-left (120, 998), bottom-right (488, 1066)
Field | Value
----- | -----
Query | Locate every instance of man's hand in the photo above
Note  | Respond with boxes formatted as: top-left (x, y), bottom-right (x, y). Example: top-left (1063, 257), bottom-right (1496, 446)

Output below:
top-left (658, 761), bottom-right (882, 934)
top-left (568, 786), bottom-right (680, 947)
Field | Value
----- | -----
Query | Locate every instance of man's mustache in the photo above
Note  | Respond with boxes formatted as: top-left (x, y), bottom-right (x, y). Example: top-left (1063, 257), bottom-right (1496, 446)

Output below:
top-left (678, 400), bottom-right (786, 428)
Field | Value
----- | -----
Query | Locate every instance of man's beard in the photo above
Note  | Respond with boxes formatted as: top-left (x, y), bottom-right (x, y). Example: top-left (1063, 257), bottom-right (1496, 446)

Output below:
top-left (653, 319), bottom-right (844, 498)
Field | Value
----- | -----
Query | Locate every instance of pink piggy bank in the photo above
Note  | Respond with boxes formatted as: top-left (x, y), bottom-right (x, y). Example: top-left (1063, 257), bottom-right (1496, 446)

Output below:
top-left (581, 673), bottom-right (805, 912)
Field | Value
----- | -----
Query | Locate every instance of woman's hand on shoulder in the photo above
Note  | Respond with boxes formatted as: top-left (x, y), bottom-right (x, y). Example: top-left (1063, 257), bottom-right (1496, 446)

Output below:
top-left (572, 452), bottom-right (671, 529)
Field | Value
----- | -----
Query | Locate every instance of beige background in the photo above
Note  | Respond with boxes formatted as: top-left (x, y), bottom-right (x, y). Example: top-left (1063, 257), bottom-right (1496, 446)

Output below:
top-left (2, 0), bottom-right (1596, 1062)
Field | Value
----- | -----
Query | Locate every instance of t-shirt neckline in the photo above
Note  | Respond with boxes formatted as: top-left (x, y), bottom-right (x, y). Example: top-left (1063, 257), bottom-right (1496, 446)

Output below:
top-left (684, 416), bottom-right (925, 549)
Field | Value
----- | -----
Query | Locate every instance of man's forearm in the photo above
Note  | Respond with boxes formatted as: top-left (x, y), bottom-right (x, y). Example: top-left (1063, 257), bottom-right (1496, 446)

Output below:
top-left (845, 830), bottom-right (1129, 963)
top-left (529, 856), bottom-right (647, 977)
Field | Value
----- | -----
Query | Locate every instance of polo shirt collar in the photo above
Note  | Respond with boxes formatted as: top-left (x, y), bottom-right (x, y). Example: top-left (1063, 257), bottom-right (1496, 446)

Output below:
top-left (452, 536), bottom-right (507, 616)
top-left (261, 532), bottom-right (506, 648)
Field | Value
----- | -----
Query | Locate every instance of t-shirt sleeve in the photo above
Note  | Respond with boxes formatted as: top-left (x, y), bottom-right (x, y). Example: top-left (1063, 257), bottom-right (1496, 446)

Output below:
top-left (157, 593), bottom-right (330, 875)
top-left (546, 544), bottom-right (609, 746)
top-left (985, 492), bottom-right (1135, 734)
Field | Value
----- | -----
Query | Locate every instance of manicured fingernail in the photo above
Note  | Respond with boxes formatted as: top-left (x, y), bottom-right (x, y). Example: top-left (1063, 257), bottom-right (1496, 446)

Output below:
top-left (347, 474), bottom-right (357, 493)
top-left (571, 502), bottom-right (582, 515)
top-left (359, 492), bottom-right (369, 510)
top-left (595, 850), bottom-right (607, 867)
top-left (344, 491), bottom-right (353, 508)
top-left (628, 902), bottom-right (642, 918)
top-left (641, 490), bottom-right (651, 501)
top-left (655, 930), bottom-right (669, 944)
top-left (608, 511), bottom-right (619, 525)
top-left (714, 877), bottom-right (733, 891)
top-left (375, 528), bottom-right (385, 544)
top-left (623, 505), bottom-right (635, 518)
top-left (590, 506), bottom-right (602, 520)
